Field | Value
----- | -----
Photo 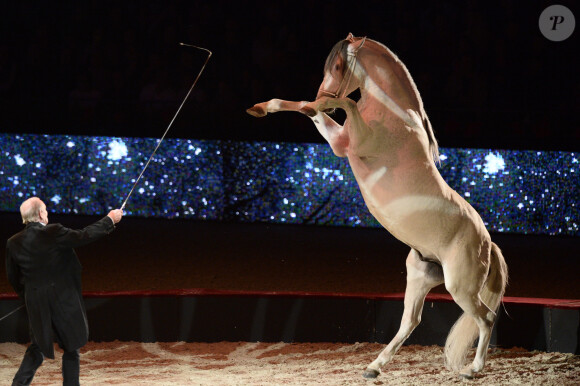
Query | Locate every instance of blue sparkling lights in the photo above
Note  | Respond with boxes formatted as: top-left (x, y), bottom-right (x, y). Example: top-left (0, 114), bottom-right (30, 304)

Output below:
top-left (0, 133), bottom-right (577, 236)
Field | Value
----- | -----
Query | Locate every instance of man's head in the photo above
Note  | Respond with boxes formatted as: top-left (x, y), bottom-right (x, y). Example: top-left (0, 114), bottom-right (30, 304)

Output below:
top-left (20, 197), bottom-right (48, 225)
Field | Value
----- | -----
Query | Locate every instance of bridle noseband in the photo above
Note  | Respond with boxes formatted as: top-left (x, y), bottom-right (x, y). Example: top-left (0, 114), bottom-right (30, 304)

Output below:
top-left (319, 36), bottom-right (366, 99)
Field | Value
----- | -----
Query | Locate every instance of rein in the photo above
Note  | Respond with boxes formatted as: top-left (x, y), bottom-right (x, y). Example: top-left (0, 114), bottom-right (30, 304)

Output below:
top-left (319, 36), bottom-right (366, 99)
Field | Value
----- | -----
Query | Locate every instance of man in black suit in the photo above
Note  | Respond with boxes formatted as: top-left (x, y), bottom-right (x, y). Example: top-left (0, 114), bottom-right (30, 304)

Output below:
top-left (5, 197), bottom-right (123, 386)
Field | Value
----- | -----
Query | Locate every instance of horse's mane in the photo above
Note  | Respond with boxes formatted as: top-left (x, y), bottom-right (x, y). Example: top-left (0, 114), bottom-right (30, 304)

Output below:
top-left (324, 38), bottom-right (440, 165)
top-left (324, 40), bottom-right (350, 76)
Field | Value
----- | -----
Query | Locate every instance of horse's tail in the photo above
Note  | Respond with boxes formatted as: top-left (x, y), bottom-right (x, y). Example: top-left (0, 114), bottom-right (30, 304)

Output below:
top-left (444, 242), bottom-right (508, 370)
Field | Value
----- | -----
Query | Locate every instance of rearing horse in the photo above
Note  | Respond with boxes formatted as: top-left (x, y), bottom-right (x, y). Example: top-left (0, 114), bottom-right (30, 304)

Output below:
top-left (247, 33), bottom-right (508, 380)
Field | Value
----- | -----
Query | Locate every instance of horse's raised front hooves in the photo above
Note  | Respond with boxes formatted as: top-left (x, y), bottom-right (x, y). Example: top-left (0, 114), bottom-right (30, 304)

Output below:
top-left (362, 368), bottom-right (380, 379)
top-left (246, 106), bottom-right (266, 117)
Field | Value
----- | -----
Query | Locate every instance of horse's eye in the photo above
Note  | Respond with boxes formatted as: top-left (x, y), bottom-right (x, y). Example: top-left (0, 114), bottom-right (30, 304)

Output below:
top-left (334, 64), bottom-right (340, 71)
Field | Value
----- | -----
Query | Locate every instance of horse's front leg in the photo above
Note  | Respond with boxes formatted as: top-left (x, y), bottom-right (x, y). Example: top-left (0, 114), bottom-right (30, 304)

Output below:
top-left (247, 99), bottom-right (309, 117)
top-left (247, 98), bottom-right (348, 157)
top-left (300, 96), bottom-right (359, 118)
top-left (302, 97), bottom-right (374, 155)
top-left (363, 249), bottom-right (444, 378)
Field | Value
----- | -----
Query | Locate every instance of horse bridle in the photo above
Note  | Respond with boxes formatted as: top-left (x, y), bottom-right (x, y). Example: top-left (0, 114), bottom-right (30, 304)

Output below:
top-left (319, 36), bottom-right (367, 99)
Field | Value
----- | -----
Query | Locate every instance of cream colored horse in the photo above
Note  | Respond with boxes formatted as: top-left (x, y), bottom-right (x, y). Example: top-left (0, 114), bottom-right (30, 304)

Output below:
top-left (247, 33), bottom-right (507, 379)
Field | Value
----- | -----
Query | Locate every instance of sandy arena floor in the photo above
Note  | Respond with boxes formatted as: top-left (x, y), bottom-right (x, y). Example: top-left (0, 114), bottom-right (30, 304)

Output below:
top-left (1, 341), bottom-right (579, 385)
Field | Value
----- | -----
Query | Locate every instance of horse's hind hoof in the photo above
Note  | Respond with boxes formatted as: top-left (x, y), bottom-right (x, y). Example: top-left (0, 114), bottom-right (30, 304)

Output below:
top-left (459, 366), bottom-right (475, 379)
top-left (362, 368), bottom-right (380, 378)
top-left (246, 106), bottom-right (266, 117)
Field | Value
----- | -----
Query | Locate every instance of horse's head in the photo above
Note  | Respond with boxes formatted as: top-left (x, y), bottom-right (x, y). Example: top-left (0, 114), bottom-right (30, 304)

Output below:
top-left (316, 34), bottom-right (367, 105)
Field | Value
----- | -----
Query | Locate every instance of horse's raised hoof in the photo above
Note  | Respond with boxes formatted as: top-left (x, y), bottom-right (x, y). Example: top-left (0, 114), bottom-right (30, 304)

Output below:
top-left (246, 106), bottom-right (266, 117)
top-left (362, 368), bottom-right (380, 379)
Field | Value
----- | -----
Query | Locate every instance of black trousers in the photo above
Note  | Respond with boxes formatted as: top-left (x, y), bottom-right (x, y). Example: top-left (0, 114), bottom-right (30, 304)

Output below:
top-left (12, 342), bottom-right (80, 386)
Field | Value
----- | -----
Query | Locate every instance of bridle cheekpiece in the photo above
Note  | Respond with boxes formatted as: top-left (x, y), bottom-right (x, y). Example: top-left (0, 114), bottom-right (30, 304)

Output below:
top-left (319, 36), bottom-right (367, 99)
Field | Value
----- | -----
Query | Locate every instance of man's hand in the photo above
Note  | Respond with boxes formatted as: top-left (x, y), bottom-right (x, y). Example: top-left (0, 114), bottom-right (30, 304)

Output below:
top-left (107, 209), bottom-right (123, 224)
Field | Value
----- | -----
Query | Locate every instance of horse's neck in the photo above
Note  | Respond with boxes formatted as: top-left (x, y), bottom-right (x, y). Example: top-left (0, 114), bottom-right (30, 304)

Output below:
top-left (358, 79), bottom-right (421, 132)
top-left (356, 47), bottom-right (438, 162)
top-left (352, 85), bottom-right (436, 172)
top-left (360, 43), bottom-right (424, 111)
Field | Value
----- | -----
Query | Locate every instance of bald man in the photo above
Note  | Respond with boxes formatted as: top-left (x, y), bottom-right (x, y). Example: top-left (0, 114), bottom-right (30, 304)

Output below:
top-left (5, 197), bottom-right (123, 386)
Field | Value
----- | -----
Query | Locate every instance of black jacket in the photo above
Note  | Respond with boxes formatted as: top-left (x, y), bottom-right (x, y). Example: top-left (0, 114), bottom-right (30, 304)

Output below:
top-left (5, 216), bottom-right (115, 358)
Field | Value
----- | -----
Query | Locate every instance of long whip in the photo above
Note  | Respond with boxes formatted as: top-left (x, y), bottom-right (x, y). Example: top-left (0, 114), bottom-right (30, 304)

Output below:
top-left (0, 46), bottom-right (210, 323)
top-left (120, 43), bottom-right (212, 211)
top-left (0, 304), bottom-right (24, 323)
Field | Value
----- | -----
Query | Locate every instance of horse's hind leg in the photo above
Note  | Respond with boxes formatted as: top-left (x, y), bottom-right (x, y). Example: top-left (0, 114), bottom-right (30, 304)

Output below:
top-left (363, 249), bottom-right (444, 378)
top-left (463, 303), bottom-right (495, 379)
top-left (443, 248), bottom-right (496, 379)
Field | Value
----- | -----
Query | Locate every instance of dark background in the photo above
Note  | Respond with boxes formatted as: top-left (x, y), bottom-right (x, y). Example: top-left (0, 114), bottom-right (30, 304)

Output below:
top-left (0, 0), bottom-right (578, 151)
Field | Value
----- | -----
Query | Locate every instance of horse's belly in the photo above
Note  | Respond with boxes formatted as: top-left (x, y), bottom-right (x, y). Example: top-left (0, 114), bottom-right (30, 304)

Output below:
top-left (361, 188), bottom-right (475, 257)
top-left (367, 193), bottom-right (457, 232)
top-left (350, 158), bottom-right (487, 256)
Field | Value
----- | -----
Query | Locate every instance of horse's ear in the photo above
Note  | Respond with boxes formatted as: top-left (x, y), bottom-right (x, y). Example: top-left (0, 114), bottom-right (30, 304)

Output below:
top-left (346, 32), bottom-right (354, 41)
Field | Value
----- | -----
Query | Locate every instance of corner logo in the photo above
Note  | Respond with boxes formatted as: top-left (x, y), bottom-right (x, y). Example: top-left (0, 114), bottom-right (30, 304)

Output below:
top-left (539, 5), bottom-right (575, 41)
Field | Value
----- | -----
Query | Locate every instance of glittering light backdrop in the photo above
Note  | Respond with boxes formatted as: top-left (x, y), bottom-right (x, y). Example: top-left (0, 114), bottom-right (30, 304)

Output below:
top-left (1, 133), bottom-right (577, 236)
